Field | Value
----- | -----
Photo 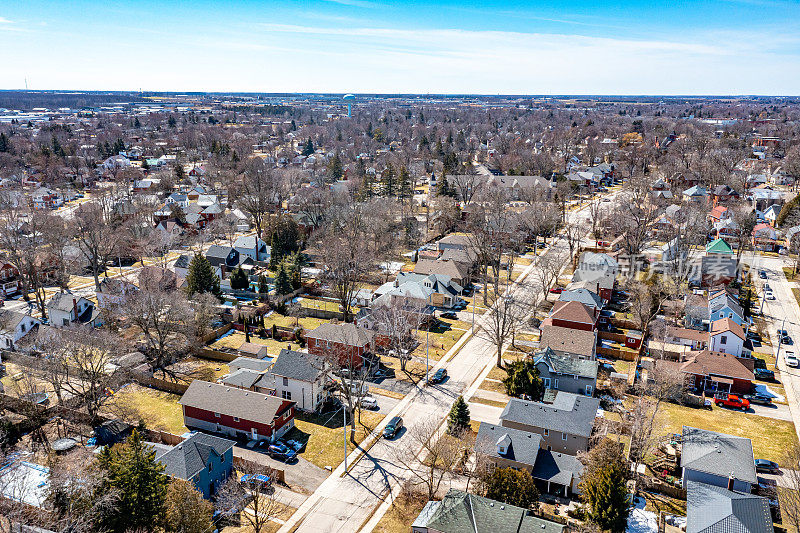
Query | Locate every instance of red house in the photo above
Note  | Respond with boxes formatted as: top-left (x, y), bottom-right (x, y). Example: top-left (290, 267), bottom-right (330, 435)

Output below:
top-left (541, 301), bottom-right (599, 332)
top-left (0, 261), bottom-right (19, 297)
top-left (179, 380), bottom-right (295, 442)
top-left (306, 322), bottom-right (376, 369)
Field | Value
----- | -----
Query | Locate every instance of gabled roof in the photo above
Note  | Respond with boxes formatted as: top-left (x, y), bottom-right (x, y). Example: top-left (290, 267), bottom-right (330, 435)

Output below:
top-left (684, 185), bottom-right (708, 197)
top-left (539, 325), bottom-right (597, 358)
top-left (179, 380), bottom-right (292, 426)
top-left (305, 322), bottom-right (375, 347)
top-left (681, 426), bottom-right (757, 485)
top-left (270, 349), bottom-right (327, 383)
top-left (500, 392), bottom-right (600, 438)
top-left (46, 292), bottom-right (91, 313)
top-left (475, 422), bottom-right (542, 467)
top-left (547, 301), bottom-right (597, 325)
top-left (710, 318), bottom-right (745, 340)
top-left (706, 238), bottom-right (733, 255)
top-left (687, 481), bottom-right (773, 533)
top-left (153, 432), bottom-right (234, 481)
top-left (678, 350), bottom-right (753, 382)
top-left (229, 356), bottom-right (273, 373)
top-left (221, 368), bottom-right (265, 389)
top-left (557, 288), bottom-right (603, 310)
top-left (534, 348), bottom-right (598, 380)
top-left (414, 258), bottom-right (469, 280)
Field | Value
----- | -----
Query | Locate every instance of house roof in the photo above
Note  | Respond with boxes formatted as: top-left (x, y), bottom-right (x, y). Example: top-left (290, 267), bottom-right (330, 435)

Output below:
top-left (666, 326), bottom-right (709, 344)
top-left (221, 368), bottom-right (265, 389)
top-left (46, 292), bottom-right (90, 313)
top-left (238, 342), bottom-right (268, 356)
top-left (709, 206), bottom-right (728, 220)
top-left (230, 356), bottom-right (273, 373)
top-left (475, 422), bottom-right (542, 467)
top-left (679, 350), bottom-right (754, 382)
top-left (548, 301), bottom-right (597, 325)
top-left (531, 448), bottom-right (584, 488)
top-left (681, 426), bottom-right (758, 485)
top-left (686, 481), bottom-right (773, 533)
top-left (305, 322), bottom-right (375, 347)
top-left (414, 489), bottom-right (564, 533)
top-left (706, 238), bottom-right (733, 255)
top-left (437, 234), bottom-right (472, 248)
top-left (414, 258), bottom-right (469, 280)
top-left (710, 318), bottom-right (745, 340)
top-left (539, 325), bottom-right (596, 358)
top-left (233, 235), bottom-right (266, 250)
top-left (0, 310), bottom-right (35, 334)
top-left (153, 432), bottom-right (235, 481)
top-left (271, 349), bottom-right (327, 383)
top-left (179, 380), bottom-right (292, 426)
top-left (534, 348), bottom-right (598, 380)
top-left (557, 288), bottom-right (603, 310)
top-left (500, 392), bottom-right (600, 438)
top-left (709, 293), bottom-right (743, 319)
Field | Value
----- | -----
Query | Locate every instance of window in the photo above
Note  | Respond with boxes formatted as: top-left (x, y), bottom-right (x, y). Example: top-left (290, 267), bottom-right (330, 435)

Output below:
top-left (233, 417), bottom-right (240, 422)
top-left (214, 412), bottom-right (221, 418)
top-left (543, 378), bottom-right (550, 388)
top-left (281, 390), bottom-right (292, 400)
top-left (283, 377), bottom-right (289, 387)
top-left (543, 429), bottom-right (549, 437)
top-left (720, 335), bottom-right (727, 345)
top-left (561, 432), bottom-right (568, 441)
top-left (586, 385), bottom-right (593, 396)
top-left (208, 462), bottom-right (213, 472)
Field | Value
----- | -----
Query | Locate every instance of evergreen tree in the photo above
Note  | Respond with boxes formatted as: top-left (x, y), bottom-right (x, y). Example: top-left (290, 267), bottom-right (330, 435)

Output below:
top-left (580, 440), bottom-right (631, 533)
top-left (482, 467), bottom-right (539, 510)
top-left (275, 264), bottom-right (293, 295)
top-left (269, 216), bottom-right (301, 269)
top-left (96, 430), bottom-right (169, 532)
top-left (381, 163), bottom-right (396, 197)
top-left (229, 266), bottom-right (249, 291)
top-left (168, 115), bottom-right (177, 128)
top-left (186, 254), bottom-right (221, 298)
top-left (447, 396), bottom-right (470, 435)
top-left (174, 164), bottom-right (186, 181)
top-left (327, 154), bottom-right (343, 181)
top-left (134, 117), bottom-right (141, 129)
top-left (302, 138), bottom-right (315, 156)
top-left (399, 166), bottom-right (413, 200)
top-left (0, 132), bottom-right (11, 152)
top-left (244, 316), bottom-right (251, 343)
top-left (258, 274), bottom-right (270, 298)
top-left (502, 359), bottom-right (543, 399)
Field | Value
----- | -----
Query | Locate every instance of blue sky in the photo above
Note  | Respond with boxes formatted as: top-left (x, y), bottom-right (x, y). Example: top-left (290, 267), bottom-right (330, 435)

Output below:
top-left (2, 0), bottom-right (800, 94)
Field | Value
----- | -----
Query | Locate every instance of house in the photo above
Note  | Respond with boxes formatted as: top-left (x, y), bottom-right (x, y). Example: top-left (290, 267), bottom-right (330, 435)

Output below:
top-left (413, 258), bottom-right (470, 287)
top-left (681, 426), bottom-right (758, 493)
top-left (150, 432), bottom-right (234, 499)
top-left (46, 293), bottom-right (95, 328)
top-left (533, 348), bottom-right (598, 396)
top-left (474, 423), bottom-right (583, 497)
top-left (752, 223), bottom-right (778, 251)
top-left (748, 188), bottom-right (784, 212)
top-left (706, 238), bottom-right (733, 255)
top-left (179, 380), bottom-right (295, 442)
top-left (686, 481), bottom-right (774, 533)
top-left (373, 272), bottom-right (463, 309)
top-left (709, 318), bottom-right (747, 358)
top-left (0, 310), bottom-right (40, 350)
top-left (411, 489), bottom-right (565, 533)
top-left (0, 261), bottom-right (19, 297)
top-left (95, 278), bottom-right (138, 308)
top-left (539, 325), bottom-right (597, 360)
top-left (665, 326), bottom-right (709, 351)
top-left (708, 205), bottom-right (729, 224)
top-left (174, 254), bottom-right (191, 278)
top-left (710, 184), bottom-right (739, 206)
top-left (237, 342), bottom-right (269, 359)
top-left (663, 349), bottom-right (754, 394)
top-left (541, 301), bottom-right (599, 332)
top-left (683, 185), bottom-right (708, 204)
top-left (571, 252), bottom-right (617, 302)
top-left (763, 204), bottom-right (781, 226)
top-left (261, 349), bottom-right (330, 412)
top-left (233, 235), bottom-right (270, 262)
top-left (205, 245), bottom-right (254, 279)
top-left (165, 193), bottom-right (189, 208)
top-left (500, 391), bottom-right (600, 455)
top-left (556, 288), bottom-right (603, 311)
top-left (306, 322), bottom-right (376, 369)
top-left (708, 292), bottom-right (745, 326)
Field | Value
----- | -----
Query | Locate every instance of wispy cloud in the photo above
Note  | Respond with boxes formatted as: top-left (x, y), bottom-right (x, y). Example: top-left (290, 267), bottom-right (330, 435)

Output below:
top-left (0, 17), bottom-right (13, 24)
top-left (321, 0), bottom-right (376, 8)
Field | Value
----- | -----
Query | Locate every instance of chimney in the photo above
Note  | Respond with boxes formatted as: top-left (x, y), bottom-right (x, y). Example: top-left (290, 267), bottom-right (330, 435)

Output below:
top-left (727, 475), bottom-right (735, 491)
top-left (72, 298), bottom-right (78, 320)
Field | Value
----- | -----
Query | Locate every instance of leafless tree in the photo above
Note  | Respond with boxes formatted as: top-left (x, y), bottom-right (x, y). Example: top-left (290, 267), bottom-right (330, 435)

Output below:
top-left (448, 173), bottom-right (483, 205)
top-left (233, 163), bottom-right (282, 242)
top-left (74, 200), bottom-right (119, 291)
top-left (370, 298), bottom-right (426, 372)
top-left (531, 249), bottom-right (567, 309)
top-left (780, 444), bottom-right (800, 533)
top-left (216, 460), bottom-right (282, 533)
top-left (477, 293), bottom-right (530, 368)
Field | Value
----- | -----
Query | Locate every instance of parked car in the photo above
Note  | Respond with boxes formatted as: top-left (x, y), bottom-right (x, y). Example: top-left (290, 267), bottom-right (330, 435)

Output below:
top-left (267, 443), bottom-right (297, 461)
top-left (785, 352), bottom-right (799, 368)
top-left (765, 283), bottom-right (771, 291)
top-left (759, 270), bottom-right (768, 279)
top-left (783, 334), bottom-right (793, 345)
top-left (714, 394), bottom-right (750, 410)
top-left (754, 367), bottom-right (776, 381)
top-left (766, 291), bottom-right (776, 301)
top-left (383, 416), bottom-right (404, 439)
top-left (282, 439), bottom-right (304, 452)
top-left (778, 329), bottom-right (788, 337)
top-left (360, 396), bottom-right (379, 410)
top-left (549, 287), bottom-right (563, 294)
top-left (755, 459), bottom-right (781, 474)
top-left (745, 393), bottom-right (773, 406)
top-left (428, 368), bottom-right (447, 384)
top-left (440, 311), bottom-right (458, 320)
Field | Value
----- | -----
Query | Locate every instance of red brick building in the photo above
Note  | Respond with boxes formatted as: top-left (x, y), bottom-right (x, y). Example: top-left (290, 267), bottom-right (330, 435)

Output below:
top-left (306, 322), bottom-right (376, 369)
top-left (179, 380), bottom-right (295, 442)
top-left (541, 301), bottom-right (599, 332)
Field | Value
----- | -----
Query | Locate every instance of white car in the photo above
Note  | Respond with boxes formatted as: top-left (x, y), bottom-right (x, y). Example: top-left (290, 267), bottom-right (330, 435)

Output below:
top-left (784, 352), bottom-right (799, 368)
top-left (360, 396), bottom-right (378, 410)
top-left (766, 292), bottom-right (776, 301)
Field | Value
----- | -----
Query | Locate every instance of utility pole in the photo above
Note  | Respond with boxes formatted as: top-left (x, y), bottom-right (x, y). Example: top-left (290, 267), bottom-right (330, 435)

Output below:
top-left (425, 323), bottom-right (430, 384)
top-left (343, 401), bottom-right (348, 472)
top-left (776, 316), bottom-right (787, 370)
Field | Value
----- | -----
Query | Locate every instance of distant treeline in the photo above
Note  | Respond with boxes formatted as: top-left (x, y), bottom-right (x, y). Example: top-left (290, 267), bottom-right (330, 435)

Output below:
top-left (222, 104), bottom-right (295, 116)
top-left (0, 90), bottom-right (146, 111)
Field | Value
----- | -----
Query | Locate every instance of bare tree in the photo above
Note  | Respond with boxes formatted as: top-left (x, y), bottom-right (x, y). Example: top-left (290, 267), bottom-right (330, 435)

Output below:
top-left (477, 293), bottom-right (530, 368)
top-left (216, 461), bottom-right (282, 533)
top-left (531, 249), bottom-right (567, 309)
top-left (780, 444), bottom-right (800, 533)
top-left (448, 173), bottom-right (483, 205)
top-left (74, 200), bottom-right (119, 291)
top-left (370, 298), bottom-right (427, 372)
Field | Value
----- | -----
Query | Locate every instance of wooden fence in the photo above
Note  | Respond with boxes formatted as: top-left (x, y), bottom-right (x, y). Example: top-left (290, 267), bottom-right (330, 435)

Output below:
top-left (597, 346), bottom-right (639, 361)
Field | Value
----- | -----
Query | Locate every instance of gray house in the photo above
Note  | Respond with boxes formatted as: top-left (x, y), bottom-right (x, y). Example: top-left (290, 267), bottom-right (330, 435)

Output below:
top-left (686, 481), bottom-right (773, 533)
top-left (150, 432), bottom-right (235, 499)
top-left (533, 348), bottom-right (598, 396)
top-left (500, 391), bottom-right (599, 455)
top-left (681, 426), bottom-right (758, 493)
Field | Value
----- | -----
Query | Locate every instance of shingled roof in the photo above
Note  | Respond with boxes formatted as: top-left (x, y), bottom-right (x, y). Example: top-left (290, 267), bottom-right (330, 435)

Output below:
top-left (501, 392), bottom-right (600, 438)
top-left (681, 426), bottom-right (757, 485)
top-left (179, 380), bottom-right (292, 426)
top-left (687, 481), bottom-right (773, 533)
top-left (153, 432), bottom-right (234, 481)
top-left (271, 349), bottom-right (327, 382)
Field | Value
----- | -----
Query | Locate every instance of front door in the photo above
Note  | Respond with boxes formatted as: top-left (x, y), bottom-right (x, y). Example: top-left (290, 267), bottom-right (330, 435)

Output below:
top-left (251, 427), bottom-right (258, 440)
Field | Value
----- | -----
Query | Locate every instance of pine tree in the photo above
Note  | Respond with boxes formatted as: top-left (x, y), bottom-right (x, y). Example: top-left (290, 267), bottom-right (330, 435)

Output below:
top-left (168, 115), bottom-right (177, 128)
top-left (229, 266), bottom-right (249, 291)
top-left (502, 359), bottom-right (543, 399)
top-left (186, 254), bottom-right (221, 298)
top-left (275, 264), bottom-right (293, 295)
top-left (134, 117), bottom-right (141, 129)
top-left (244, 316), bottom-right (251, 342)
top-left (96, 430), bottom-right (169, 532)
top-left (0, 132), bottom-right (10, 153)
top-left (328, 154), bottom-right (343, 181)
top-left (164, 479), bottom-right (213, 533)
top-left (302, 138), bottom-right (315, 156)
top-left (580, 440), bottom-right (631, 533)
top-left (258, 274), bottom-right (270, 298)
top-left (482, 467), bottom-right (539, 510)
top-left (381, 163), bottom-right (396, 197)
top-left (447, 396), bottom-right (470, 435)
top-left (399, 166), bottom-right (412, 200)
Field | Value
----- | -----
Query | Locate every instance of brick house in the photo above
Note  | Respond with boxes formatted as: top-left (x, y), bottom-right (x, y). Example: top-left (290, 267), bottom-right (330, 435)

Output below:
top-left (541, 301), bottom-right (599, 332)
top-left (306, 322), bottom-right (376, 369)
top-left (179, 380), bottom-right (295, 442)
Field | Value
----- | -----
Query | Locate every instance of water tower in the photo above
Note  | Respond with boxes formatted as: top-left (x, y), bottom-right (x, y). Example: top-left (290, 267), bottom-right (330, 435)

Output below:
top-left (343, 94), bottom-right (355, 117)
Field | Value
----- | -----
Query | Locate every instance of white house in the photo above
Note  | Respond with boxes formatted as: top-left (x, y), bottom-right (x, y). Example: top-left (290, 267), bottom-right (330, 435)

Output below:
top-left (264, 349), bottom-right (330, 412)
top-left (709, 318), bottom-right (747, 358)
top-left (0, 310), bottom-right (40, 350)
top-left (233, 235), bottom-right (270, 262)
top-left (46, 293), bottom-right (94, 328)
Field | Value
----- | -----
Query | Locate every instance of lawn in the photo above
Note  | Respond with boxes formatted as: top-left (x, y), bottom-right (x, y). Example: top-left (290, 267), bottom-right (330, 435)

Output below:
top-left (382, 357), bottom-right (430, 387)
top-left (411, 320), bottom-right (470, 361)
top-left (161, 357), bottom-right (229, 384)
top-left (373, 491), bottom-right (430, 533)
top-left (107, 383), bottom-right (187, 434)
top-left (297, 297), bottom-right (346, 314)
top-left (479, 376), bottom-right (507, 395)
top-left (210, 331), bottom-right (303, 354)
top-left (784, 267), bottom-right (798, 281)
top-left (793, 288), bottom-right (800, 311)
top-left (286, 409), bottom-right (385, 470)
top-left (655, 401), bottom-right (798, 465)
top-left (469, 397), bottom-right (507, 409)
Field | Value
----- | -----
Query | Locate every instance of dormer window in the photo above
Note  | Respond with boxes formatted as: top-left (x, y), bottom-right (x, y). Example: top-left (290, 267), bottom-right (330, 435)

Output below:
top-left (496, 434), bottom-right (511, 456)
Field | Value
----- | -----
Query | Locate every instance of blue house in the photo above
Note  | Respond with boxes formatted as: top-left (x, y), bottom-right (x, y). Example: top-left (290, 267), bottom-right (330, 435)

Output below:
top-left (151, 432), bottom-right (235, 499)
top-left (708, 290), bottom-right (745, 327)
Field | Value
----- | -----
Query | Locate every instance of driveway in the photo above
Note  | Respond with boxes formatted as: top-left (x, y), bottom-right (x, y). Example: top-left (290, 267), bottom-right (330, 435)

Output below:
top-left (234, 445), bottom-right (329, 494)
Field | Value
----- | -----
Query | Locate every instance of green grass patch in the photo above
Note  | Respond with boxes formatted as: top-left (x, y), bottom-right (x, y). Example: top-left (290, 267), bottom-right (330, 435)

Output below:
top-left (469, 396), bottom-right (508, 409)
top-left (109, 384), bottom-right (187, 434)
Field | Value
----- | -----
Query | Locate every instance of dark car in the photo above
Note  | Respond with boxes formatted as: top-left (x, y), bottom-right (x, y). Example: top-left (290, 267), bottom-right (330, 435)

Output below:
top-left (783, 335), bottom-right (794, 346)
top-left (429, 368), bottom-right (447, 384)
top-left (760, 270), bottom-right (768, 279)
top-left (778, 329), bottom-right (788, 337)
top-left (754, 367), bottom-right (775, 381)
top-left (440, 311), bottom-right (458, 320)
top-left (383, 416), bottom-right (404, 439)
top-left (746, 393), bottom-right (773, 406)
top-left (267, 443), bottom-right (297, 461)
top-left (755, 459), bottom-right (781, 474)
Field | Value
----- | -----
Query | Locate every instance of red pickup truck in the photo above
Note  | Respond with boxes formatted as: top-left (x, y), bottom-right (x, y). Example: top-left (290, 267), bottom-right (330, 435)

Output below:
top-left (714, 394), bottom-right (750, 411)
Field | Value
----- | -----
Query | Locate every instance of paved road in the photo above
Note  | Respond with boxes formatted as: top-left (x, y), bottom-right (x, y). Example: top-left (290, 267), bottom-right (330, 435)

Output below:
top-left (278, 193), bottom-right (619, 533)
